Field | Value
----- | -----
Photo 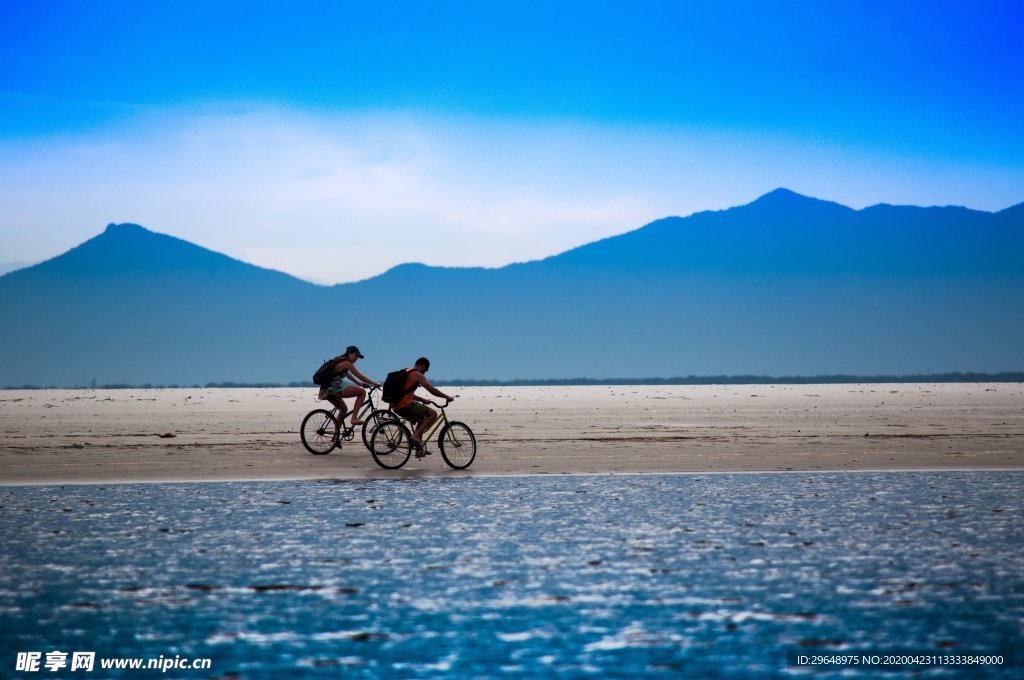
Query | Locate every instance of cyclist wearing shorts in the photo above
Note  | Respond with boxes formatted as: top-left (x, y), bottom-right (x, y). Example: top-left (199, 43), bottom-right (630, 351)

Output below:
top-left (320, 345), bottom-right (381, 426)
top-left (393, 357), bottom-right (456, 453)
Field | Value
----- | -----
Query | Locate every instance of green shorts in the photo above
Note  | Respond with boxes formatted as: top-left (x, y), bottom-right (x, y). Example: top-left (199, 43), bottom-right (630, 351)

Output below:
top-left (396, 402), bottom-right (431, 423)
top-left (325, 375), bottom-right (357, 397)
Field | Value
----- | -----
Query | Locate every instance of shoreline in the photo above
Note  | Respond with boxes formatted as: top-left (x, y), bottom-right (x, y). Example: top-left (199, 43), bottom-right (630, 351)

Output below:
top-left (6, 373), bottom-right (1023, 390)
top-left (2, 466), bottom-right (1023, 488)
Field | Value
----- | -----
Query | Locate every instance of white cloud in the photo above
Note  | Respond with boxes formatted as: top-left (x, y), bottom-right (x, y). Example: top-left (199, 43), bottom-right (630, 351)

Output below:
top-left (1, 106), bottom-right (1022, 283)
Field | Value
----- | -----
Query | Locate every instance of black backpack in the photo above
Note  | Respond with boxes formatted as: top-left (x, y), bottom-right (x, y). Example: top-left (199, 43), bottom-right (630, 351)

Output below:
top-left (312, 356), bottom-right (344, 386)
top-left (381, 368), bottom-right (412, 404)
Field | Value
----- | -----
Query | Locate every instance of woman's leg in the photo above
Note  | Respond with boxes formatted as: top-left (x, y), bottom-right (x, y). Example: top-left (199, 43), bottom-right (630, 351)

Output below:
top-left (325, 396), bottom-right (347, 421)
top-left (340, 386), bottom-right (367, 425)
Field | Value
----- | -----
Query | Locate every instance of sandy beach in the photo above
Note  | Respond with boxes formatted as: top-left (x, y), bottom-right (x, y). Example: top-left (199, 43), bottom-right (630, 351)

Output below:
top-left (1, 383), bottom-right (1021, 484)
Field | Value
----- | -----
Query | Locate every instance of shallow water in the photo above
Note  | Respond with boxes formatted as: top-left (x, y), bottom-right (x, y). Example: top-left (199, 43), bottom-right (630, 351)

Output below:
top-left (1, 472), bottom-right (1021, 677)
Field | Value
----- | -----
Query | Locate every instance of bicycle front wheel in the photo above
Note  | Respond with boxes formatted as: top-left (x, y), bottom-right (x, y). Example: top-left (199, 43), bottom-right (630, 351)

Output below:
top-left (300, 409), bottom-right (338, 455)
top-left (438, 421), bottom-right (476, 469)
top-left (362, 409), bottom-right (395, 451)
top-left (369, 419), bottom-right (412, 469)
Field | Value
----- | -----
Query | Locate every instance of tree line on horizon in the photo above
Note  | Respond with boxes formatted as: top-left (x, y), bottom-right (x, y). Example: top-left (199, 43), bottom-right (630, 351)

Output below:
top-left (3, 372), bottom-right (1023, 390)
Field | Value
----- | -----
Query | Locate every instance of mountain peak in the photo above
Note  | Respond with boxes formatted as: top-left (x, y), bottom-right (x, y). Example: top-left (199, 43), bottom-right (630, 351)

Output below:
top-left (10, 222), bottom-right (313, 292)
top-left (744, 188), bottom-right (853, 214)
top-left (103, 222), bottom-right (151, 236)
top-left (755, 187), bottom-right (807, 202)
top-left (749, 188), bottom-right (818, 206)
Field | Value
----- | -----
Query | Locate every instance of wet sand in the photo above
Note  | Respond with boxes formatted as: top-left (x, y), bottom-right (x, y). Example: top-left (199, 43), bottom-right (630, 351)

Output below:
top-left (0, 383), bottom-right (1021, 484)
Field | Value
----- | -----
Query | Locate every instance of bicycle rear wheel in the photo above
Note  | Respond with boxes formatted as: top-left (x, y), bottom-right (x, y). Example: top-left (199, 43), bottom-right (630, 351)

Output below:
top-left (300, 409), bottom-right (338, 455)
top-left (438, 421), bottom-right (476, 469)
top-left (362, 409), bottom-right (394, 451)
top-left (369, 419), bottom-right (412, 469)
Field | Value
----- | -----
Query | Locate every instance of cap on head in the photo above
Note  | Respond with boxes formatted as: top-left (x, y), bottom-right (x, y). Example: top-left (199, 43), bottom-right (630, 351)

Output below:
top-left (346, 345), bottom-right (365, 359)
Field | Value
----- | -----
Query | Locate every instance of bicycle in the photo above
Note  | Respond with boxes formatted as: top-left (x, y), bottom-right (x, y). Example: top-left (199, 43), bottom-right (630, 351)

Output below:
top-left (300, 385), bottom-right (393, 455)
top-left (369, 400), bottom-right (476, 470)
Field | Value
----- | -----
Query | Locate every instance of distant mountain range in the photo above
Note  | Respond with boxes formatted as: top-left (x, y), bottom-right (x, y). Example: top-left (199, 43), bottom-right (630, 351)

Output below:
top-left (1, 189), bottom-right (1022, 387)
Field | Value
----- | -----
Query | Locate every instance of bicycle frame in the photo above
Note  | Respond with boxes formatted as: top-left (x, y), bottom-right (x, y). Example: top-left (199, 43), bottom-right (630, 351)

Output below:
top-left (302, 385), bottom-right (399, 456)
top-left (393, 400), bottom-right (450, 442)
top-left (367, 397), bottom-right (475, 469)
top-left (321, 385), bottom-right (388, 422)
top-left (322, 406), bottom-right (349, 431)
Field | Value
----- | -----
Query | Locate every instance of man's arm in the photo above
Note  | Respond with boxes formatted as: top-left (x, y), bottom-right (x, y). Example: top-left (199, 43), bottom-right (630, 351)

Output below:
top-left (415, 374), bottom-right (454, 401)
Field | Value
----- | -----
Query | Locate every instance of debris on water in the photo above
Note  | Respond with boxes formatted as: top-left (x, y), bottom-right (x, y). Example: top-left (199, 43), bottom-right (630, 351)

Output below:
top-left (249, 585), bottom-right (325, 592)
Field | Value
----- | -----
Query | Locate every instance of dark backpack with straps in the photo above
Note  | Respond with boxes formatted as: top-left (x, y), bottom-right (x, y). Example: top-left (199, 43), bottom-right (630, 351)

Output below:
top-left (312, 356), bottom-right (344, 386)
top-left (381, 368), bottom-right (412, 404)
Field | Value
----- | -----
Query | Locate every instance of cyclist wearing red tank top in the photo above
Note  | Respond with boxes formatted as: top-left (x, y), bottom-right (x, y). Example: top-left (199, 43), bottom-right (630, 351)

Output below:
top-left (392, 357), bottom-right (457, 454)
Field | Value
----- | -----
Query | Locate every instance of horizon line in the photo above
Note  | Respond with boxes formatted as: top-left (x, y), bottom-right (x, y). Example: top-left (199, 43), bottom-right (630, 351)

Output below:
top-left (5, 371), bottom-right (1023, 390)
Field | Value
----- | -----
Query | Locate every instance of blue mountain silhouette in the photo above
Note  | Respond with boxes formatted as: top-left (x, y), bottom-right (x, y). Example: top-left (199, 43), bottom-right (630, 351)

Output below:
top-left (1, 190), bottom-right (1021, 385)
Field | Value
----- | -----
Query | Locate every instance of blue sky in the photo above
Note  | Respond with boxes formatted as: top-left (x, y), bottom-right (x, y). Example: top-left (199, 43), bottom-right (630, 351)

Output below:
top-left (2, 1), bottom-right (1022, 282)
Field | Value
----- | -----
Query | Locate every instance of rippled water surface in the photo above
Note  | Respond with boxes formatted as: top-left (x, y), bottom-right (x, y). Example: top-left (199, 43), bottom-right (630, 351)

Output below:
top-left (1, 472), bottom-right (1021, 677)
